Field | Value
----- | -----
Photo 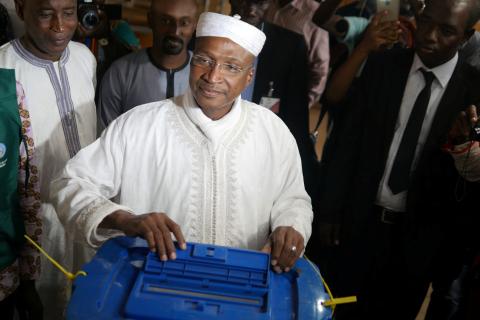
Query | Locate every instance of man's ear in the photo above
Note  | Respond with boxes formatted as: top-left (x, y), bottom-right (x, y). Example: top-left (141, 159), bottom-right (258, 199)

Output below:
top-left (14, 0), bottom-right (25, 21)
top-left (246, 68), bottom-right (255, 86)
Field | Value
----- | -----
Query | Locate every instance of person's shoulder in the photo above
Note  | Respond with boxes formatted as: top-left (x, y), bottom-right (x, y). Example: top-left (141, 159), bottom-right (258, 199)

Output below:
top-left (68, 40), bottom-right (94, 57)
top-left (460, 59), bottom-right (480, 93)
top-left (116, 99), bottom-right (174, 126)
top-left (243, 99), bottom-right (271, 116)
top-left (245, 100), bottom-right (292, 134)
top-left (370, 47), bottom-right (411, 64)
top-left (364, 47), bottom-right (413, 74)
top-left (106, 49), bottom-right (149, 73)
top-left (459, 53), bottom-right (480, 75)
top-left (263, 22), bottom-right (304, 43)
top-left (0, 41), bottom-right (13, 52)
top-left (114, 48), bottom-right (148, 65)
top-left (0, 41), bottom-right (19, 66)
top-left (262, 22), bottom-right (308, 58)
top-left (68, 41), bottom-right (96, 66)
top-left (460, 31), bottom-right (480, 63)
top-left (0, 41), bottom-right (14, 57)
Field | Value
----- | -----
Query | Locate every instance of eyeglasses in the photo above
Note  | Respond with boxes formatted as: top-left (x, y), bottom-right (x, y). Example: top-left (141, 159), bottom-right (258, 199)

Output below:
top-left (191, 54), bottom-right (252, 75)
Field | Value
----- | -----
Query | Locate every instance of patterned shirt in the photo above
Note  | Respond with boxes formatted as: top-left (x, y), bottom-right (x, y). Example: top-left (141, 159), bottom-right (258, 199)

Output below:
top-left (0, 82), bottom-right (42, 301)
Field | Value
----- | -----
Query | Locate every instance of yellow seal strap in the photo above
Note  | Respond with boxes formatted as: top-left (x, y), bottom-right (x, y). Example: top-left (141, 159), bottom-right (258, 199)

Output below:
top-left (304, 257), bottom-right (357, 314)
top-left (24, 234), bottom-right (87, 281)
top-left (322, 296), bottom-right (358, 307)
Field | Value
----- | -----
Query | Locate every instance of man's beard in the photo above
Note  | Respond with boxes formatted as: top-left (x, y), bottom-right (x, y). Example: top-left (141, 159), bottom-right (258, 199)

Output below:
top-left (161, 36), bottom-right (184, 55)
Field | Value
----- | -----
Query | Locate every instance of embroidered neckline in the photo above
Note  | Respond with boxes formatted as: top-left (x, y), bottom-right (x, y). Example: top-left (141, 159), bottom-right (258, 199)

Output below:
top-left (167, 93), bottom-right (256, 246)
top-left (11, 39), bottom-right (81, 158)
top-left (12, 39), bottom-right (70, 68)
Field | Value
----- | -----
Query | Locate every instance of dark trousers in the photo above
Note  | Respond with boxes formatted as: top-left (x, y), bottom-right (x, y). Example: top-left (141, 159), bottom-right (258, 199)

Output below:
top-left (426, 248), bottom-right (478, 320)
top-left (0, 284), bottom-right (43, 320)
top-left (0, 289), bottom-right (16, 320)
top-left (322, 210), bottom-right (432, 320)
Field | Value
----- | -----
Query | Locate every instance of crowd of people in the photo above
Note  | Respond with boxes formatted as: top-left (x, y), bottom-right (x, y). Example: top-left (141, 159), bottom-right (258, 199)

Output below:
top-left (0, 0), bottom-right (479, 319)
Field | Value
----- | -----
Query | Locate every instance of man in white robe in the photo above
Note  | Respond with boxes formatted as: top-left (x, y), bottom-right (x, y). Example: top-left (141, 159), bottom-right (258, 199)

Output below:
top-left (0, 0), bottom-right (96, 318)
top-left (51, 12), bottom-right (313, 272)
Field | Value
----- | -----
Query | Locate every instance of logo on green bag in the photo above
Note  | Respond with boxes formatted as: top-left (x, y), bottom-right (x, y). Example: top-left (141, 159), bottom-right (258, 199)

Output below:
top-left (0, 143), bottom-right (6, 168)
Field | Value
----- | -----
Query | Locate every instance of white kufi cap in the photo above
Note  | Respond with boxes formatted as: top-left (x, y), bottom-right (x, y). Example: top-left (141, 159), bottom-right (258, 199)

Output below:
top-left (196, 12), bottom-right (266, 57)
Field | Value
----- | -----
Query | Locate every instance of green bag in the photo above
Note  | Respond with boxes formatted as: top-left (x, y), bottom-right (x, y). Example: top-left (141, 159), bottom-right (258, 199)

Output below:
top-left (0, 68), bottom-right (25, 270)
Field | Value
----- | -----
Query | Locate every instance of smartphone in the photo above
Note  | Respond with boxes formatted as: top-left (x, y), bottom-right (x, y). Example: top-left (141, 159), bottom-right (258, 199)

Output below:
top-left (376, 0), bottom-right (400, 21)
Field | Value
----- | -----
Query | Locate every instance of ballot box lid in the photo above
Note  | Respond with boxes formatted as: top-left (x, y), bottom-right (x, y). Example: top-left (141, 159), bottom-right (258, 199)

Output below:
top-left (67, 237), bottom-right (332, 320)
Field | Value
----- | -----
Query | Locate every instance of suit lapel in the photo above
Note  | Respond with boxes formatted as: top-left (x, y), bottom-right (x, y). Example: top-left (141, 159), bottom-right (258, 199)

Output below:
top-left (380, 50), bottom-right (415, 160)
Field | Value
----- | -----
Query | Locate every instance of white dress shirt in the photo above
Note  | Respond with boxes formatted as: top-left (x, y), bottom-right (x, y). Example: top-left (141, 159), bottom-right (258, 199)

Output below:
top-left (376, 53), bottom-right (458, 212)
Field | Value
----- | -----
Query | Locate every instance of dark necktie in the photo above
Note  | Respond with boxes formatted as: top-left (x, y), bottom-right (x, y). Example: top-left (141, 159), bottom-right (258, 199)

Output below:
top-left (388, 69), bottom-right (436, 194)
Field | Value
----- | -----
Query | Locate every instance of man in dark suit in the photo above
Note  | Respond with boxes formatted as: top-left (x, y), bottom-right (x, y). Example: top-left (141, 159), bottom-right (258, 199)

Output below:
top-left (313, 0), bottom-right (480, 318)
top-left (230, 0), bottom-right (318, 197)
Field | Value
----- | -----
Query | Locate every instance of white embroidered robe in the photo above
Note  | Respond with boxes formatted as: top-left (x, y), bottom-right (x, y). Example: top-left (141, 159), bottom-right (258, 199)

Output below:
top-left (51, 90), bottom-right (313, 251)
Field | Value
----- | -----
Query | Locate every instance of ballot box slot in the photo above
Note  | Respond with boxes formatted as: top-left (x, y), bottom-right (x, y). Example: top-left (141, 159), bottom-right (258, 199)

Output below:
top-left (123, 243), bottom-right (272, 319)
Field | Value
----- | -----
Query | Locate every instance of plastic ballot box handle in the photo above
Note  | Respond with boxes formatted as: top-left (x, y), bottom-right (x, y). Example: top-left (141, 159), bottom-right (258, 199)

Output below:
top-left (192, 244), bottom-right (228, 262)
top-left (294, 260), bottom-right (334, 319)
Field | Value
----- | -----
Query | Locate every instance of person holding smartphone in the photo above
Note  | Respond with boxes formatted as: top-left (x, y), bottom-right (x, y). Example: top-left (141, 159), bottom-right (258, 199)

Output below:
top-left (314, 0), bottom-right (480, 318)
top-left (323, 11), bottom-right (402, 106)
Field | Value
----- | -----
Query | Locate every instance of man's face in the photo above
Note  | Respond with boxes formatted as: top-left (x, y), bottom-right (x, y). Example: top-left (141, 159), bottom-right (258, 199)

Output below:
top-left (148, 0), bottom-right (197, 55)
top-left (414, 0), bottom-right (471, 68)
top-left (190, 37), bottom-right (254, 117)
top-left (15, 0), bottom-right (78, 61)
top-left (230, 0), bottom-right (271, 27)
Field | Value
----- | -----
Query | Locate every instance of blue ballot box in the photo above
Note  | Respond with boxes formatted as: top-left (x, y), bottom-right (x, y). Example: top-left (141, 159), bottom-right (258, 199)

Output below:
top-left (67, 237), bottom-right (333, 320)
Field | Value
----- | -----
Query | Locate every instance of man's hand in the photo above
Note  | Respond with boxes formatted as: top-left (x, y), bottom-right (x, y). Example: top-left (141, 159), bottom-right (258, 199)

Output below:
top-left (100, 210), bottom-right (187, 261)
top-left (261, 227), bottom-right (304, 273)
top-left (448, 105), bottom-right (479, 145)
top-left (16, 280), bottom-right (43, 320)
top-left (357, 12), bottom-right (402, 55)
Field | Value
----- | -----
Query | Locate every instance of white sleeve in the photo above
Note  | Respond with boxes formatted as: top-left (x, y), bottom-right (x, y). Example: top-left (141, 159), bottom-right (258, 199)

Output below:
top-left (270, 131), bottom-right (313, 247)
top-left (50, 117), bottom-right (134, 248)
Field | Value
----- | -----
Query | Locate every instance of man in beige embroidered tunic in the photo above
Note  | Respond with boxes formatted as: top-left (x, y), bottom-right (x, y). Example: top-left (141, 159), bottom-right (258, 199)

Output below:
top-left (51, 12), bottom-right (313, 273)
top-left (0, 0), bottom-right (97, 318)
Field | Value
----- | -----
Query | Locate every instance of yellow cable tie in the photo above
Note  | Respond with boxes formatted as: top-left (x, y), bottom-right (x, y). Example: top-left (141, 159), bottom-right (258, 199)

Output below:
top-left (24, 234), bottom-right (87, 281)
top-left (322, 296), bottom-right (357, 307)
top-left (303, 256), bottom-right (357, 315)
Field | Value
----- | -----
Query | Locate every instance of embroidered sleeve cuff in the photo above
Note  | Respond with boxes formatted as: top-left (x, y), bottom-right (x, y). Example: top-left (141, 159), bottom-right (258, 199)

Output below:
top-left (78, 198), bottom-right (134, 248)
